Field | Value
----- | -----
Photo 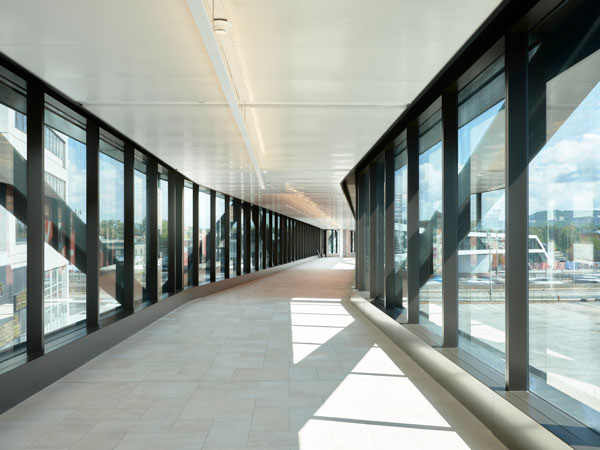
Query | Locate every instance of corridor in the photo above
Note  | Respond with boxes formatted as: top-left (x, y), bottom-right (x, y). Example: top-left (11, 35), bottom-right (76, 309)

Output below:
top-left (0, 258), bottom-right (507, 450)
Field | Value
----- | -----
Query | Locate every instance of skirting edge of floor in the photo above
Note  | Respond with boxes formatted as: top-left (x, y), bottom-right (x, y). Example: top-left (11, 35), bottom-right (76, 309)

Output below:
top-left (349, 293), bottom-right (572, 450)
top-left (0, 256), bottom-right (319, 414)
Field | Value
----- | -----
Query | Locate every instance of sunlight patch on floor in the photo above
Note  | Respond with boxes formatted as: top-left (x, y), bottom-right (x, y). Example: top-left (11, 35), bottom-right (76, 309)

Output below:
top-left (290, 297), bottom-right (353, 363)
top-left (331, 262), bottom-right (356, 270)
top-left (299, 344), bottom-right (475, 450)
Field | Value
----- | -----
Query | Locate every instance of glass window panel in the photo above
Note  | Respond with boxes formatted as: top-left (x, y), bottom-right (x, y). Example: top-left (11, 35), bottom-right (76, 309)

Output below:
top-left (394, 141), bottom-right (408, 312)
top-left (240, 203), bottom-right (245, 273)
top-left (133, 154), bottom-right (148, 308)
top-left (229, 198), bottom-right (237, 277)
top-left (360, 170), bottom-right (370, 289)
top-left (457, 58), bottom-right (506, 373)
top-left (157, 169), bottom-right (168, 299)
top-left (266, 211), bottom-right (271, 266)
top-left (215, 193), bottom-right (225, 280)
top-left (272, 214), bottom-right (275, 264)
top-left (528, 2), bottom-right (600, 432)
top-left (44, 101), bottom-right (87, 334)
top-left (0, 70), bottom-right (27, 360)
top-left (183, 183), bottom-right (193, 288)
top-left (259, 209), bottom-right (264, 269)
top-left (251, 207), bottom-right (256, 272)
top-left (418, 110), bottom-right (443, 336)
top-left (98, 134), bottom-right (124, 316)
top-left (198, 188), bottom-right (211, 285)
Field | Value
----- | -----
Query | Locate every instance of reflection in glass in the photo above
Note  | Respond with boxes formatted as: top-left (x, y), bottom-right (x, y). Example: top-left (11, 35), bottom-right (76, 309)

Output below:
top-left (133, 155), bottom-right (148, 307)
top-left (98, 135), bottom-right (124, 315)
top-left (157, 170), bottom-right (168, 299)
top-left (183, 183), bottom-right (193, 288)
top-left (271, 213), bottom-right (276, 265)
top-left (198, 188), bottom-right (210, 284)
top-left (266, 211), bottom-right (271, 267)
top-left (528, 6), bottom-right (600, 431)
top-left (457, 58), bottom-right (506, 373)
top-left (394, 142), bottom-right (408, 310)
top-left (240, 203), bottom-right (245, 273)
top-left (259, 208), bottom-right (264, 269)
top-left (230, 198), bottom-right (237, 277)
top-left (419, 111), bottom-right (443, 336)
top-left (251, 207), bottom-right (256, 272)
top-left (0, 71), bottom-right (27, 359)
top-left (215, 193), bottom-right (225, 280)
top-left (360, 170), bottom-right (370, 289)
top-left (44, 102), bottom-right (87, 334)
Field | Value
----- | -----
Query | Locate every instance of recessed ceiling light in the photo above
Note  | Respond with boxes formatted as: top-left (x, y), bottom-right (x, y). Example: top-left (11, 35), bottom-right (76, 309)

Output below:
top-left (213, 18), bottom-right (232, 35)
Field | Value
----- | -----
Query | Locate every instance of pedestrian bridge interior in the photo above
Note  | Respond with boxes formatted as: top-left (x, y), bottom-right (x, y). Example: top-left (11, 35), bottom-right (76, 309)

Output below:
top-left (0, 258), bottom-right (508, 449)
top-left (0, 0), bottom-right (599, 449)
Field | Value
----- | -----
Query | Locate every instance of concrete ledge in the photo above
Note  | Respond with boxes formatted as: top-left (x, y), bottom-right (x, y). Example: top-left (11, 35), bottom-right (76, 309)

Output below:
top-left (0, 256), bottom-right (318, 413)
top-left (349, 292), bottom-right (571, 450)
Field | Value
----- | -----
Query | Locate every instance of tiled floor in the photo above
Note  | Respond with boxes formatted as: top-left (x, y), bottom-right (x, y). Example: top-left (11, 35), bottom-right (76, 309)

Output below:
top-left (0, 257), bottom-right (507, 449)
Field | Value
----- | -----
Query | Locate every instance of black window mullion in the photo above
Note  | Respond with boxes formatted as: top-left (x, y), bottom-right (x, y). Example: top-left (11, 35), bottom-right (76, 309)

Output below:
top-left (123, 142), bottom-right (135, 312)
top-left (86, 119), bottom-right (100, 329)
top-left (26, 82), bottom-right (45, 354)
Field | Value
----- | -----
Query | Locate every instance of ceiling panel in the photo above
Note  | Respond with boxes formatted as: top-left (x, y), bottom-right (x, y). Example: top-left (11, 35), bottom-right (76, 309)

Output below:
top-left (0, 0), bottom-right (502, 229)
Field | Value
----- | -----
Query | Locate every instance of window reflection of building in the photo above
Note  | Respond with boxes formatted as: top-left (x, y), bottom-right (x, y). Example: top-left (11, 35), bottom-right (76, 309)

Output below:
top-left (0, 94), bottom-right (28, 359)
top-left (43, 113), bottom-right (87, 335)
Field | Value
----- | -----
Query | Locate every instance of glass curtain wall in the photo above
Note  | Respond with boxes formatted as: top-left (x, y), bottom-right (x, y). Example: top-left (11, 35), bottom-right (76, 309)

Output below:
top-left (230, 198), bottom-right (237, 277)
top-left (98, 133), bottom-right (124, 316)
top-left (157, 169), bottom-right (168, 299)
top-left (265, 210), bottom-right (273, 267)
top-left (133, 153), bottom-right (148, 308)
top-left (528, 2), bottom-right (600, 431)
top-left (418, 110), bottom-right (443, 336)
top-left (215, 193), bottom-right (225, 281)
top-left (360, 170), bottom-right (370, 290)
top-left (183, 182), bottom-right (193, 288)
top-left (259, 208), bottom-right (264, 269)
top-left (394, 140), bottom-right (408, 309)
top-left (251, 207), bottom-right (256, 272)
top-left (198, 188), bottom-right (210, 284)
top-left (456, 57), bottom-right (506, 373)
top-left (277, 215), bottom-right (281, 263)
top-left (43, 100), bottom-right (87, 335)
top-left (240, 203), bottom-right (245, 273)
top-left (0, 68), bottom-right (27, 359)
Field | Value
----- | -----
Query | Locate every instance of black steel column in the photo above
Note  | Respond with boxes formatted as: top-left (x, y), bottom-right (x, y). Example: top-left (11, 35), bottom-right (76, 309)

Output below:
top-left (209, 190), bottom-right (216, 282)
top-left (384, 145), bottom-right (396, 310)
top-left (176, 175), bottom-right (184, 291)
top-left (281, 216), bottom-right (286, 264)
top-left (407, 124), bottom-right (420, 324)
top-left (442, 90), bottom-right (459, 347)
top-left (224, 195), bottom-right (230, 279)
top-left (123, 142), bottom-right (135, 312)
top-left (505, 32), bottom-right (529, 391)
top-left (26, 82), bottom-right (44, 354)
top-left (244, 203), bottom-right (251, 273)
top-left (356, 172), bottom-right (366, 291)
top-left (268, 211), bottom-right (273, 267)
top-left (147, 160), bottom-right (158, 303)
top-left (275, 213), bottom-right (280, 265)
top-left (168, 170), bottom-right (177, 293)
top-left (253, 205), bottom-right (259, 271)
top-left (86, 119), bottom-right (100, 329)
top-left (235, 199), bottom-right (241, 276)
top-left (192, 184), bottom-right (199, 286)
top-left (369, 163), bottom-right (378, 299)
top-left (261, 209), bottom-right (266, 269)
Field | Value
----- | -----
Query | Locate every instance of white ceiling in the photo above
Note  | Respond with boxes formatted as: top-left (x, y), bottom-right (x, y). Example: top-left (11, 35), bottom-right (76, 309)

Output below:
top-left (0, 0), bottom-right (501, 229)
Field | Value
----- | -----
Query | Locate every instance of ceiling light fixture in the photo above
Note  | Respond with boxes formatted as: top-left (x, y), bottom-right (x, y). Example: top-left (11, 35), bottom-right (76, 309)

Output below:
top-left (213, 18), bottom-right (232, 35)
